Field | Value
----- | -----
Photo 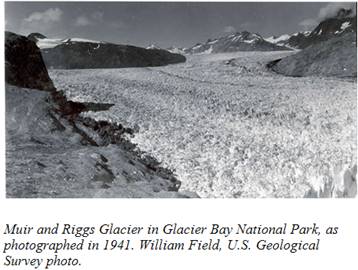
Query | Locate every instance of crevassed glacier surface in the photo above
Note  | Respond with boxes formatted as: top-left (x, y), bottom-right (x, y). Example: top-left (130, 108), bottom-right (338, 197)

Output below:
top-left (49, 51), bottom-right (357, 198)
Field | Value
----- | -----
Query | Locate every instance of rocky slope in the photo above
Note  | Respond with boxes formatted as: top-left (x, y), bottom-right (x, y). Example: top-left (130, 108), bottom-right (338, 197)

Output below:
top-left (186, 31), bottom-right (290, 54)
top-left (28, 33), bottom-right (186, 69)
top-left (268, 32), bottom-right (356, 78)
top-left (6, 31), bottom-right (196, 198)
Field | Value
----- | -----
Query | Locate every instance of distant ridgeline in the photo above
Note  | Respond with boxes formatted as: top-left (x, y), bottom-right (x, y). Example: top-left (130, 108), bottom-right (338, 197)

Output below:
top-left (183, 7), bottom-right (357, 54)
top-left (28, 34), bottom-right (186, 69)
top-left (268, 8), bottom-right (357, 78)
top-left (184, 31), bottom-right (292, 54)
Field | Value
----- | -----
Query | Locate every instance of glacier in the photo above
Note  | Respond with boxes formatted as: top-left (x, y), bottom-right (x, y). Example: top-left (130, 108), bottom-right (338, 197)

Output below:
top-left (47, 51), bottom-right (357, 198)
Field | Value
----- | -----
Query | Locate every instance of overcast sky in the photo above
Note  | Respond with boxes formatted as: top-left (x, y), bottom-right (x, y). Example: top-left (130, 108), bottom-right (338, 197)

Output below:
top-left (4, 2), bottom-right (355, 48)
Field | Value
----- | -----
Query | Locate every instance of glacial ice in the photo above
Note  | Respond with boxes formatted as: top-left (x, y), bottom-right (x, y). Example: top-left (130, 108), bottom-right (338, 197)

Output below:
top-left (48, 51), bottom-right (357, 198)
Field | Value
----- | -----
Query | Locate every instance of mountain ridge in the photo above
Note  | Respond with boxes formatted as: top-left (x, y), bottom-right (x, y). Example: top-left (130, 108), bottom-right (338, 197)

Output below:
top-left (27, 33), bottom-right (186, 69)
top-left (185, 31), bottom-right (291, 54)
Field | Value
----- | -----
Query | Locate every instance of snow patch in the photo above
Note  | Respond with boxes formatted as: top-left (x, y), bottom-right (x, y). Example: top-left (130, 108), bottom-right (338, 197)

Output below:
top-left (208, 39), bottom-right (219, 44)
top-left (341, 21), bottom-right (351, 31)
top-left (146, 44), bottom-right (161, 50)
top-left (202, 46), bottom-right (213, 54)
top-left (36, 37), bottom-right (105, 49)
top-left (69, 38), bottom-right (104, 44)
top-left (36, 38), bottom-right (65, 49)
top-left (265, 34), bottom-right (290, 44)
top-left (192, 44), bottom-right (203, 50)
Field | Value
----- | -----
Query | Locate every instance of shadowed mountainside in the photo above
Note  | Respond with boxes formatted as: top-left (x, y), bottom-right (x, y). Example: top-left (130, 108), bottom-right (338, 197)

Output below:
top-left (270, 32), bottom-right (357, 78)
top-left (28, 33), bottom-right (186, 69)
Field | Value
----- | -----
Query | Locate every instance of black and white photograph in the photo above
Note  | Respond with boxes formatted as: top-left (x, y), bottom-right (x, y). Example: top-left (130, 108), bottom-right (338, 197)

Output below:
top-left (4, 1), bottom-right (357, 198)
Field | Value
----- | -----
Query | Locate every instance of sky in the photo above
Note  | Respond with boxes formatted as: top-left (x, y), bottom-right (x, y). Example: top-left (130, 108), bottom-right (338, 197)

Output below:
top-left (4, 2), bottom-right (356, 48)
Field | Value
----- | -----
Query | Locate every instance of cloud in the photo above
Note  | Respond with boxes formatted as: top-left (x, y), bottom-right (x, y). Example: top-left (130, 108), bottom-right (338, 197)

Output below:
top-left (20, 8), bottom-right (63, 35)
top-left (108, 21), bottom-right (126, 30)
top-left (318, 3), bottom-right (356, 20)
top-left (75, 15), bottom-right (92, 26)
top-left (91, 11), bottom-right (104, 22)
top-left (298, 3), bottom-right (356, 31)
top-left (224, 25), bottom-right (236, 33)
top-left (24, 8), bottom-right (62, 23)
top-left (299, 18), bottom-right (318, 30)
top-left (75, 11), bottom-right (105, 27)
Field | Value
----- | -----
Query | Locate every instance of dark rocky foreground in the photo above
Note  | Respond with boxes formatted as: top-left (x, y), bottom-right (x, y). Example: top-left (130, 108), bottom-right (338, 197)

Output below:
top-left (5, 31), bottom-right (197, 198)
top-left (41, 40), bottom-right (186, 69)
top-left (268, 32), bottom-right (357, 78)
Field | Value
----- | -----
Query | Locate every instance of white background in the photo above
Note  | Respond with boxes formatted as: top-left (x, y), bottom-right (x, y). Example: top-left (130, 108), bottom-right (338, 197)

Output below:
top-left (0, 1), bottom-right (357, 269)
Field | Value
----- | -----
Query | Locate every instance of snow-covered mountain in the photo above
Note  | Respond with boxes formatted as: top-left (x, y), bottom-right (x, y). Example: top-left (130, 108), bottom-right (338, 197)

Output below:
top-left (308, 9), bottom-right (356, 37)
top-left (265, 34), bottom-right (292, 45)
top-left (265, 32), bottom-right (310, 49)
top-left (186, 31), bottom-right (291, 54)
top-left (266, 8), bottom-right (356, 49)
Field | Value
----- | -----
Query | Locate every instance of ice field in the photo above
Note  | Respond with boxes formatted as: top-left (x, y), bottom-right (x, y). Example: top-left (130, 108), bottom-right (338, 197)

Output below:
top-left (49, 51), bottom-right (357, 198)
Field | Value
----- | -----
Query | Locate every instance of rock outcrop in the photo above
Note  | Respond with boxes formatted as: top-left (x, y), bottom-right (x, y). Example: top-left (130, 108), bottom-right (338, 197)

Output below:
top-left (5, 31), bottom-right (55, 91)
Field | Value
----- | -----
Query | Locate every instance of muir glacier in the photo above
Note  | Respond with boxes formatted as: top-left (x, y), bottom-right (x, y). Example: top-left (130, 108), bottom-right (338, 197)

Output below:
top-left (46, 51), bottom-right (357, 198)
